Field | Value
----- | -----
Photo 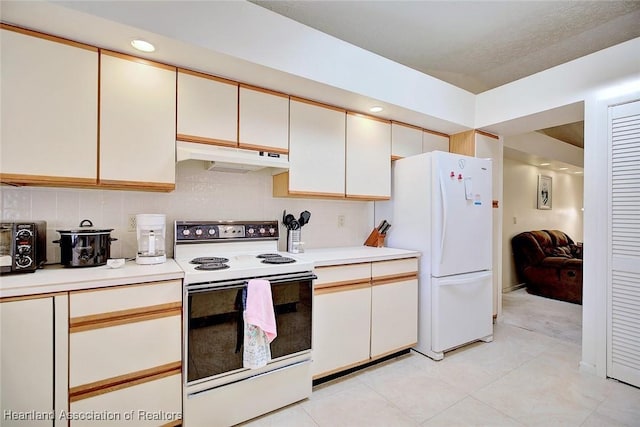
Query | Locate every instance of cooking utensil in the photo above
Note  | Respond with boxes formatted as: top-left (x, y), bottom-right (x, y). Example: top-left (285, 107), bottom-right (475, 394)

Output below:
top-left (53, 219), bottom-right (117, 268)
top-left (298, 210), bottom-right (311, 227)
top-left (377, 220), bottom-right (388, 232)
top-left (380, 221), bottom-right (392, 234)
top-left (283, 211), bottom-right (296, 229)
top-left (290, 219), bottom-right (300, 230)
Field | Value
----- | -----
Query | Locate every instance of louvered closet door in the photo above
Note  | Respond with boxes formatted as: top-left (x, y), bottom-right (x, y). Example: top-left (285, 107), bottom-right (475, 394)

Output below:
top-left (608, 99), bottom-right (640, 388)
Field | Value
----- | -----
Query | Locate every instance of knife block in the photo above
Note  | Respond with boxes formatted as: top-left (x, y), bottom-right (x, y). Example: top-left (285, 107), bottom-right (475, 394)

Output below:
top-left (364, 228), bottom-right (385, 248)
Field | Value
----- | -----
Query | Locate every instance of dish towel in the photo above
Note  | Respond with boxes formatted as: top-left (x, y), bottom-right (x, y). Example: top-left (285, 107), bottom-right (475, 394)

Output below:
top-left (243, 279), bottom-right (277, 369)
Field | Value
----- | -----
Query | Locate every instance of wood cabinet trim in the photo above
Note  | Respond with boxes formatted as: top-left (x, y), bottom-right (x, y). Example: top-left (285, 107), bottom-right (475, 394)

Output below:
top-left (314, 281), bottom-right (371, 295)
top-left (97, 179), bottom-right (175, 192)
top-left (101, 49), bottom-right (176, 72)
top-left (1, 23), bottom-right (98, 52)
top-left (274, 173), bottom-right (346, 199)
top-left (371, 273), bottom-right (418, 286)
top-left (391, 121), bottom-right (423, 132)
top-left (475, 129), bottom-right (500, 140)
top-left (176, 134), bottom-right (238, 147)
top-left (290, 96), bottom-right (346, 113)
top-left (347, 111), bottom-right (392, 124)
top-left (178, 67), bottom-right (238, 86)
top-left (239, 83), bottom-right (289, 99)
top-left (69, 361), bottom-right (181, 402)
top-left (315, 262), bottom-right (371, 269)
top-left (0, 173), bottom-right (97, 188)
top-left (346, 194), bottom-right (391, 201)
top-left (423, 128), bottom-right (451, 138)
top-left (69, 279), bottom-right (182, 295)
top-left (0, 292), bottom-right (66, 303)
top-left (370, 344), bottom-right (415, 361)
top-left (391, 155), bottom-right (403, 161)
top-left (238, 142), bottom-right (288, 154)
top-left (312, 357), bottom-right (372, 380)
top-left (69, 302), bottom-right (182, 333)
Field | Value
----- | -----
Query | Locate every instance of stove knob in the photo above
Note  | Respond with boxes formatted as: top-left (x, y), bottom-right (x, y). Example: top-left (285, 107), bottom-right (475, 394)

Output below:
top-left (208, 228), bottom-right (216, 235)
top-left (269, 227), bottom-right (276, 234)
top-left (259, 228), bottom-right (265, 234)
top-left (195, 229), bottom-right (203, 236)
top-left (182, 229), bottom-right (191, 236)
top-left (248, 228), bottom-right (255, 234)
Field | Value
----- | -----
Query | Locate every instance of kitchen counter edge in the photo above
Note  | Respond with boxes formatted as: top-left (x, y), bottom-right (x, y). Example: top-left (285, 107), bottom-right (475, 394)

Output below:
top-left (293, 246), bottom-right (420, 267)
top-left (0, 259), bottom-right (184, 299)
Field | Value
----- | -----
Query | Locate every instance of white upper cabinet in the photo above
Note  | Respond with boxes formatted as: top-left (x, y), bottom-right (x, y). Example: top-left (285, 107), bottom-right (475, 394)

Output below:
top-left (391, 122), bottom-right (423, 159)
top-left (0, 26), bottom-right (98, 186)
top-left (287, 98), bottom-right (346, 197)
top-left (346, 113), bottom-right (391, 200)
top-left (239, 85), bottom-right (289, 153)
top-left (99, 52), bottom-right (176, 190)
top-left (423, 130), bottom-right (450, 153)
top-left (177, 69), bottom-right (238, 146)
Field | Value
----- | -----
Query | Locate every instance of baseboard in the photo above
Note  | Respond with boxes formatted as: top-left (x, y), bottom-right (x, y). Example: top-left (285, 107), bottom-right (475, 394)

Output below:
top-left (503, 283), bottom-right (526, 293)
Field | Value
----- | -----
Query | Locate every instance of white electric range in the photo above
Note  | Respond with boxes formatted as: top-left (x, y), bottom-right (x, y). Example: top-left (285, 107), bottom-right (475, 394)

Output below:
top-left (174, 220), bottom-right (315, 427)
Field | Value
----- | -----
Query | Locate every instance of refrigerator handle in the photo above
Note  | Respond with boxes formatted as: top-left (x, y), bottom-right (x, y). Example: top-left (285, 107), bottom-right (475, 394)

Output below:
top-left (439, 171), bottom-right (447, 265)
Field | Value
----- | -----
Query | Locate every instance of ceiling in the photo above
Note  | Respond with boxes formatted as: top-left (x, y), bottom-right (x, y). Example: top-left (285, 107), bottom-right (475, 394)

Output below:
top-left (251, 1), bottom-right (639, 153)
top-left (251, 1), bottom-right (640, 95)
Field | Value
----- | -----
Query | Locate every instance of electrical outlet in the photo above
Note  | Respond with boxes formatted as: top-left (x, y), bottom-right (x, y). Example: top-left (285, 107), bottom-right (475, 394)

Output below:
top-left (338, 215), bottom-right (345, 227)
top-left (127, 214), bottom-right (137, 232)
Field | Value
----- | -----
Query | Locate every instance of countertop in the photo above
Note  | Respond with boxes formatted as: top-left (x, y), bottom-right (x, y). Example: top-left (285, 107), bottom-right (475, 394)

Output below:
top-left (293, 246), bottom-right (420, 267)
top-left (0, 247), bottom-right (420, 298)
top-left (0, 259), bottom-right (184, 299)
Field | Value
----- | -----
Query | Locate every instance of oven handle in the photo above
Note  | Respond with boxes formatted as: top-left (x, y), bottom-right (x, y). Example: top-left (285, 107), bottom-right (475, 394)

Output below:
top-left (187, 272), bottom-right (317, 293)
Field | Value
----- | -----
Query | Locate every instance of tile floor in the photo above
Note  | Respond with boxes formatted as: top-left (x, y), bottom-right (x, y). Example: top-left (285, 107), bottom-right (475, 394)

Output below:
top-left (241, 292), bottom-right (640, 426)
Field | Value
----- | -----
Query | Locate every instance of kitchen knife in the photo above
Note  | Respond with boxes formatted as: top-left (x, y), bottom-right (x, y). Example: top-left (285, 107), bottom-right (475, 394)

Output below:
top-left (380, 222), bottom-right (391, 234)
top-left (377, 220), bottom-right (388, 232)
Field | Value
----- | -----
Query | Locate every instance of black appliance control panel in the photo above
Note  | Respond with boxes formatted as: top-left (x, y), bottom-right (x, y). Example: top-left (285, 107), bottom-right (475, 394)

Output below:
top-left (175, 220), bottom-right (279, 243)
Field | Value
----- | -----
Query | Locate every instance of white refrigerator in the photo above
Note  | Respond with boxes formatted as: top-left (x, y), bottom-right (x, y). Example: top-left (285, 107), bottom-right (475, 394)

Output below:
top-left (386, 151), bottom-right (493, 360)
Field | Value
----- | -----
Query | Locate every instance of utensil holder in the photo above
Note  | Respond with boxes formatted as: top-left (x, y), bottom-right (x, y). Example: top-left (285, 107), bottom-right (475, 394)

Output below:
top-left (287, 229), bottom-right (303, 253)
top-left (364, 228), bottom-right (385, 247)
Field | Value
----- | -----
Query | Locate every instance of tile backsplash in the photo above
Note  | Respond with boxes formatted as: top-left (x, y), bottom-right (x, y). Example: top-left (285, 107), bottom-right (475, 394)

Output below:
top-left (1, 160), bottom-right (375, 264)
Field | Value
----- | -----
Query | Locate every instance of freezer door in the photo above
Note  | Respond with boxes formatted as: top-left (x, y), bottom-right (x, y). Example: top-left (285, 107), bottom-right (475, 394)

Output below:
top-left (431, 270), bottom-right (493, 353)
top-left (431, 152), bottom-right (492, 277)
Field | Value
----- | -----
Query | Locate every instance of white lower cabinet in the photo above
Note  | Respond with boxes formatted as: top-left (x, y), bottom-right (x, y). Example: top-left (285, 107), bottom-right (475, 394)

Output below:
top-left (313, 284), bottom-right (372, 378)
top-left (0, 295), bottom-right (68, 427)
top-left (1, 297), bottom-right (54, 426)
top-left (68, 280), bottom-right (182, 426)
top-left (69, 374), bottom-right (182, 427)
top-left (370, 278), bottom-right (418, 358)
top-left (312, 258), bottom-right (418, 379)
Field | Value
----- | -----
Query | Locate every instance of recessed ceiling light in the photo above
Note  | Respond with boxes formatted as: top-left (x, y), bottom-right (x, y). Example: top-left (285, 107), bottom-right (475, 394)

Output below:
top-left (369, 106), bottom-right (383, 113)
top-left (574, 171), bottom-right (583, 174)
top-left (131, 39), bottom-right (155, 53)
top-left (539, 163), bottom-right (550, 166)
top-left (558, 167), bottom-right (569, 171)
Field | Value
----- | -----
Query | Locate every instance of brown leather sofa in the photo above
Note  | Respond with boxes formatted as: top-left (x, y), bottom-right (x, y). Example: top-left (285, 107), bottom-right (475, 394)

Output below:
top-left (511, 230), bottom-right (583, 304)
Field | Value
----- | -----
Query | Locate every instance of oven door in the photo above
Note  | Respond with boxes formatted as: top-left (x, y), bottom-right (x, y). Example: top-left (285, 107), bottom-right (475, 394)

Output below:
top-left (186, 272), bottom-right (314, 385)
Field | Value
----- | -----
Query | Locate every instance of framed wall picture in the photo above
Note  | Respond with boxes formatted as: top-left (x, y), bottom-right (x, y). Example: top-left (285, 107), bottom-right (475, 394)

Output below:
top-left (537, 174), bottom-right (552, 210)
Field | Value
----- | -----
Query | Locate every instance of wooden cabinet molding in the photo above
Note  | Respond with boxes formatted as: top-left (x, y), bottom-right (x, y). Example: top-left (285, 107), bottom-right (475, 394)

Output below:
top-left (69, 302), bottom-right (181, 333)
top-left (450, 129), bottom-right (499, 156)
top-left (101, 49), bottom-right (176, 71)
top-left (0, 23), bottom-right (97, 52)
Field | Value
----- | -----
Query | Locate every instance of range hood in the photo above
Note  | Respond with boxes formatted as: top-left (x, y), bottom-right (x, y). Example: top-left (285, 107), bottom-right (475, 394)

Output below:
top-left (176, 141), bottom-right (289, 173)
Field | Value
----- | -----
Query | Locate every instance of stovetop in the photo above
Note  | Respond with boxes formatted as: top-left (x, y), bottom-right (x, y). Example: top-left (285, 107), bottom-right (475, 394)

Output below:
top-left (174, 220), bottom-right (314, 285)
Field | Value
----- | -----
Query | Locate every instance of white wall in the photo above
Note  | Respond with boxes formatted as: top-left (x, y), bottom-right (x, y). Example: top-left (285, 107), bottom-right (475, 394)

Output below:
top-left (0, 161), bottom-right (374, 264)
top-left (502, 157), bottom-right (584, 291)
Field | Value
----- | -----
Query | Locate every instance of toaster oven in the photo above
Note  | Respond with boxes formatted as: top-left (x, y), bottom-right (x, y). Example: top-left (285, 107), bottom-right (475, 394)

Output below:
top-left (0, 221), bottom-right (47, 274)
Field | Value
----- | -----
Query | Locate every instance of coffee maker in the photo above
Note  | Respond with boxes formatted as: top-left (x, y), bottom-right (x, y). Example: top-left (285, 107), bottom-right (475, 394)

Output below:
top-left (135, 214), bottom-right (166, 265)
